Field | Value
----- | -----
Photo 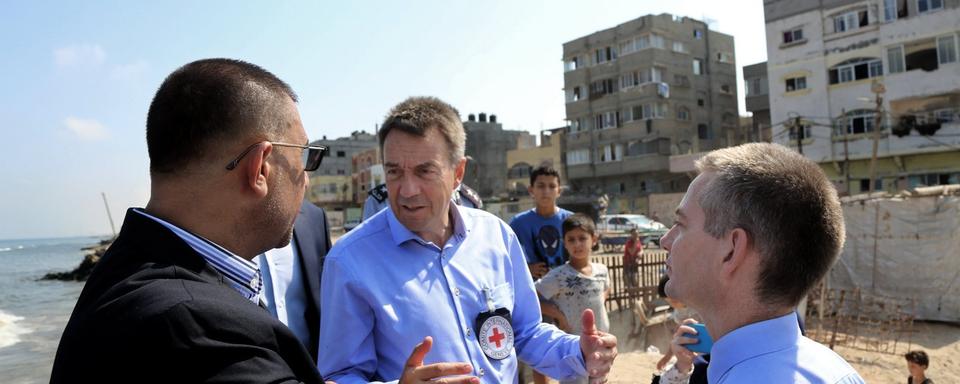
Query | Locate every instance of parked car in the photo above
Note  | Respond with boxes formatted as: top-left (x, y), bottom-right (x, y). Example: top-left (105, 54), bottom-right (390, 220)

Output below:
top-left (598, 214), bottom-right (668, 247)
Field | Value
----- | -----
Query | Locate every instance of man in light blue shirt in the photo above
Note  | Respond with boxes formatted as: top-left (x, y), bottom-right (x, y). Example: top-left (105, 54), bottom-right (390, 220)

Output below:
top-left (660, 143), bottom-right (863, 383)
top-left (319, 97), bottom-right (617, 384)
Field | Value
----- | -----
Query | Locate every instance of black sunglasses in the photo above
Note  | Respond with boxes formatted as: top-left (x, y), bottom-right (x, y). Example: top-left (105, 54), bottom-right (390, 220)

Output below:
top-left (225, 141), bottom-right (328, 172)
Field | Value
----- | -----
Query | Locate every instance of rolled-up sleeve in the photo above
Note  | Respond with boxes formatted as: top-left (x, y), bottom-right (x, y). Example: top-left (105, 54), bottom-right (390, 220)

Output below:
top-left (506, 231), bottom-right (587, 381)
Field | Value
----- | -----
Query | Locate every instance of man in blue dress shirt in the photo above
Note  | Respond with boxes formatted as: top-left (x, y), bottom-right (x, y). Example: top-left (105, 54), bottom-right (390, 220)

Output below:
top-left (319, 96), bottom-right (617, 384)
top-left (660, 143), bottom-right (864, 383)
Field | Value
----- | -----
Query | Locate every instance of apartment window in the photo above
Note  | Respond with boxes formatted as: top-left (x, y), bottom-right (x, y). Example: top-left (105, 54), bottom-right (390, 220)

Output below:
top-left (573, 86), bottom-right (581, 101)
top-left (567, 149), bottom-right (591, 165)
top-left (594, 46), bottom-right (616, 64)
top-left (717, 52), bottom-right (733, 63)
top-left (788, 124), bottom-right (810, 140)
top-left (918, 0), bottom-right (943, 13)
top-left (693, 59), bottom-right (703, 75)
top-left (564, 56), bottom-right (580, 72)
top-left (833, 10), bottom-right (868, 33)
top-left (619, 39), bottom-right (636, 55)
top-left (567, 118), bottom-right (587, 133)
top-left (937, 35), bottom-right (957, 64)
top-left (837, 109), bottom-right (877, 135)
top-left (783, 28), bottom-right (804, 44)
top-left (720, 84), bottom-right (732, 93)
top-left (829, 58), bottom-right (882, 84)
top-left (697, 124), bottom-right (712, 139)
top-left (336, 150), bottom-right (346, 157)
top-left (566, 86), bottom-right (582, 103)
top-left (697, 98), bottom-right (705, 107)
top-left (651, 35), bottom-right (665, 49)
top-left (694, 29), bottom-right (703, 39)
top-left (883, 0), bottom-right (909, 21)
top-left (887, 46), bottom-right (905, 73)
top-left (620, 71), bottom-right (648, 89)
top-left (859, 179), bottom-right (883, 192)
top-left (785, 76), bottom-right (807, 92)
top-left (595, 111), bottom-right (619, 129)
top-left (336, 169), bottom-right (346, 175)
top-left (599, 144), bottom-right (623, 162)
top-left (672, 41), bottom-right (688, 53)
top-left (673, 74), bottom-right (690, 87)
top-left (636, 35), bottom-right (650, 50)
top-left (589, 78), bottom-right (617, 98)
top-left (677, 106), bottom-right (690, 121)
top-left (651, 67), bottom-right (663, 83)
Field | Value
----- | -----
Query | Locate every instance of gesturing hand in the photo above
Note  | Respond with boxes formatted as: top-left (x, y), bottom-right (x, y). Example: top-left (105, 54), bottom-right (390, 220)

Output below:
top-left (578, 309), bottom-right (617, 383)
top-left (399, 336), bottom-right (479, 384)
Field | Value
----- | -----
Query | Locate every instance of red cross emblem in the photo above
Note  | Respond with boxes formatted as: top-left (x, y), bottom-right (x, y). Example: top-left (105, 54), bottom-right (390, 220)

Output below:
top-left (488, 327), bottom-right (506, 348)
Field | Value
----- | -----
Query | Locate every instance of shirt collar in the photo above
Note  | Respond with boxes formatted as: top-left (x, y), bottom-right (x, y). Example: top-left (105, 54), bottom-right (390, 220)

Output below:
top-left (386, 202), bottom-right (468, 247)
top-left (707, 311), bottom-right (801, 383)
top-left (133, 208), bottom-right (262, 303)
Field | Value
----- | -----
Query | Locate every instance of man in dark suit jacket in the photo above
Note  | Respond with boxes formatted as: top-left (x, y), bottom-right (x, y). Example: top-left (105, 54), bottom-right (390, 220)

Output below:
top-left (51, 59), bottom-right (326, 383)
top-left (259, 199), bottom-right (331, 361)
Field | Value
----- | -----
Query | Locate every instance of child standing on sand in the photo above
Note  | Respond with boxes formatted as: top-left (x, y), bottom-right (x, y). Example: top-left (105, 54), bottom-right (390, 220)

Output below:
top-left (536, 213), bottom-right (611, 384)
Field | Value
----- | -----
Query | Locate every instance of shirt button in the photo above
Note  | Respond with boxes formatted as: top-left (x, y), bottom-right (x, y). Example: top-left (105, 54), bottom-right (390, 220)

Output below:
top-left (466, 329), bottom-right (471, 337)
top-left (454, 288), bottom-right (461, 296)
top-left (478, 368), bottom-right (485, 377)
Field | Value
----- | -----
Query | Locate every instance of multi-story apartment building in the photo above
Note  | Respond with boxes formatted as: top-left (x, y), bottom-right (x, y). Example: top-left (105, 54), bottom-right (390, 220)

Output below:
top-left (562, 14), bottom-right (739, 210)
top-left (463, 113), bottom-right (529, 198)
top-left (744, 62), bottom-right (774, 142)
top-left (505, 127), bottom-right (566, 196)
top-left (764, 0), bottom-right (960, 194)
top-left (351, 147), bottom-right (383, 203)
top-left (309, 131), bottom-right (377, 178)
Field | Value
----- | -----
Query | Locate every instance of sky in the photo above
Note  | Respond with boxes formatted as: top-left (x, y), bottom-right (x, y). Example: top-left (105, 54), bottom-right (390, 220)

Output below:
top-left (0, 0), bottom-right (768, 240)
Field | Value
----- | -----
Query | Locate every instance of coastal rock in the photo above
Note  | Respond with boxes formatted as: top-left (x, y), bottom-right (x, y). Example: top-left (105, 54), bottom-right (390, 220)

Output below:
top-left (40, 240), bottom-right (111, 281)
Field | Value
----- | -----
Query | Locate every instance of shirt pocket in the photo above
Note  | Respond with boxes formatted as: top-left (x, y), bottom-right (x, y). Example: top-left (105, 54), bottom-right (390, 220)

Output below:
top-left (488, 282), bottom-right (514, 312)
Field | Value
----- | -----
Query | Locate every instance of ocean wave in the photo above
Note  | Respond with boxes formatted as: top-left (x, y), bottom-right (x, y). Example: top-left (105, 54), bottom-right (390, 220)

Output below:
top-left (0, 309), bottom-right (33, 349)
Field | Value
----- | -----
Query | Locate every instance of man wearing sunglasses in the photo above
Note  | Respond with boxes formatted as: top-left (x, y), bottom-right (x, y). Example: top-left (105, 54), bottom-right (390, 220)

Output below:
top-left (52, 59), bottom-right (325, 383)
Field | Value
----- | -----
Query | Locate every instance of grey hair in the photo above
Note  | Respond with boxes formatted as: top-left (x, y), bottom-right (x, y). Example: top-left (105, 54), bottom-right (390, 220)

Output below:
top-left (695, 143), bottom-right (845, 307)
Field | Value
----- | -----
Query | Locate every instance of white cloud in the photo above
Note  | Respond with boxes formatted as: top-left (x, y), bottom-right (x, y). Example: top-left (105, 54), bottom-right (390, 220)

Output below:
top-left (53, 44), bottom-right (106, 67)
top-left (63, 117), bottom-right (108, 141)
top-left (111, 60), bottom-right (149, 80)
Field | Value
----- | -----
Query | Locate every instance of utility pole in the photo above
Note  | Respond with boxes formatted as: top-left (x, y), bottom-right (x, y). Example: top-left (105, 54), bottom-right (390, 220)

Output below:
top-left (840, 108), bottom-right (851, 195)
top-left (795, 116), bottom-right (804, 155)
top-left (101, 192), bottom-right (117, 239)
top-left (867, 80), bottom-right (886, 194)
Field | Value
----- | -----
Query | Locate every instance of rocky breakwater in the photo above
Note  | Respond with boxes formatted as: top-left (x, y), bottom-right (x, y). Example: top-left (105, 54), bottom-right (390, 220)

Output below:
top-left (40, 239), bottom-right (111, 281)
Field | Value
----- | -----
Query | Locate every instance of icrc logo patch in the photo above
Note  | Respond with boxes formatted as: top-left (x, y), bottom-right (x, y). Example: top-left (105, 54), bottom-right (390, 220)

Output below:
top-left (477, 314), bottom-right (514, 360)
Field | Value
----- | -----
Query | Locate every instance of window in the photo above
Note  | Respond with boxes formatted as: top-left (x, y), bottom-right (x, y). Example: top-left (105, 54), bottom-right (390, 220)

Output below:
top-left (785, 76), bottom-right (806, 92)
top-left (883, 0), bottom-right (909, 21)
top-left (594, 46), bottom-right (616, 64)
top-left (595, 111), bottom-right (619, 129)
top-left (620, 71), bottom-right (649, 89)
top-left (937, 35), bottom-right (957, 64)
top-left (651, 35), bottom-right (665, 49)
top-left (918, 0), bottom-right (943, 13)
top-left (673, 74), bottom-right (690, 87)
top-left (565, 86), bottom-right (582, 103)
top-left (828, 58), bottom-right (882, 84)
top-left (693, 59), bottom-right (703, 75)
top-left (651, 67), bottom-right (663, 83)
top-left (717, 52), bottom-right (733, 63)
top-left (672, 41), bottom-right (688, 53)
top-left (887, 46), bottom-right (905, 73)
top-left (788, 124), bottom-right (810, 140)
top-left (336, 151), bottom-right (346, 158)
top-left (833, 10), bottom-right (868, 33)
top-left (783, 28), bottom-right (804, 44)
top-left (564, 56), bottom-right (580, 72)
top-left (697, 124), bottom-right (712, 139)
top-left (619, 40), bottom-right (636, 56)
top-left (336, 169), bottom-right (346, 175)
top-left (859, 179), bottom-right (883, 192)
top-left (599, 144), bottom-right (623, 162)
top-left (694, 29), bottom-right (703, 39)
top-left (567, 118), bottom-right (586, 133)
top-left (573, 86), bottom-right (581, 101)
top-left (567, 149), bottom-right (590, 165)
top-left (697, 98), bottom-right (704, 107)
top-left (589, 78), bottom-right (617, 98)
top-left (677, 106), bottom-right (690, 121)
top-left (837, 109), bottom-right (878, 135)
top-left (720, 84), bottom-right (732, 93)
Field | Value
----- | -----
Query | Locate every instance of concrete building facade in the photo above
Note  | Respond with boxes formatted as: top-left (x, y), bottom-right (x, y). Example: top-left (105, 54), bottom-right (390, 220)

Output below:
top-left (764, 0), bottom-right (960, 194)
top-left (744, 62), bottom-right (774, 142)
top-left (309, 131), bottom-right (377, 178)
top-left (463, 113), bottom-right (528, 198)
top-left (351, 147), bottom-right (383, 203)
top-left (505, 127), bottom-right (567, 196)
top-left (561, 13), bottom-right (740, 210)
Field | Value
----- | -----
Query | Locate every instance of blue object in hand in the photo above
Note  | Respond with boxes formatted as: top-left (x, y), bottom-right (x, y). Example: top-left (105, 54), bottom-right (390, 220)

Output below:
top-left (681, 323), bottom-right (713, 354)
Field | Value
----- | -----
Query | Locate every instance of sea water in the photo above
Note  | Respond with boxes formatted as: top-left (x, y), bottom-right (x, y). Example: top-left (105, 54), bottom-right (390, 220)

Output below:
top-left (0, 237), bottom-right (101, 384)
